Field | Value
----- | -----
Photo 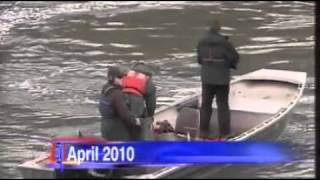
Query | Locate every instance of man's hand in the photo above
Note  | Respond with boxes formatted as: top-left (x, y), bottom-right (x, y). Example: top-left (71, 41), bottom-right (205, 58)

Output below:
top-left (231, 63), bottom-right (237, 70)
top-left (135, 118), bottom-right (142, 126)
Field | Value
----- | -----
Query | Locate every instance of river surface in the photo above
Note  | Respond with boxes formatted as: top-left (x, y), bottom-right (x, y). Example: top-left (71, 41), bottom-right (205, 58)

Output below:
top-left (0, 1), bottom-right (315, 178)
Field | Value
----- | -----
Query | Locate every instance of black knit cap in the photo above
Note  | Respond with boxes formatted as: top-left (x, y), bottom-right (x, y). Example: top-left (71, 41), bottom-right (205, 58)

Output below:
top-left (209, 19), bottom-right (221, 32)
top-left (107, 66), bottom-right (122, 81)
top-left (131, 62), bottom-right (153, 76)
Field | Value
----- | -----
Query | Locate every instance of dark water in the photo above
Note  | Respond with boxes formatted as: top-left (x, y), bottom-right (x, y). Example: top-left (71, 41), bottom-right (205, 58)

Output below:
top-left (0, 1), bottom-right (315, 178)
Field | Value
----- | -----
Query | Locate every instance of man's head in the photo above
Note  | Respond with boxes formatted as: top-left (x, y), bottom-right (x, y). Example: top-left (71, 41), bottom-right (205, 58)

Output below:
top-left (107, 66), bottom-right (123, 83)
top-left (131, 62), bottom-right (153, 76)
top-left (209, 19), bottom-right (221, 32)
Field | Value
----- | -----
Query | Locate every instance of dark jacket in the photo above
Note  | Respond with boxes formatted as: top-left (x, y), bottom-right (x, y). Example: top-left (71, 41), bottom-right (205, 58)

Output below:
top-left (197, 29), bottom-right (239, 85)
top-left (99, 83), bottom-right (141, 141)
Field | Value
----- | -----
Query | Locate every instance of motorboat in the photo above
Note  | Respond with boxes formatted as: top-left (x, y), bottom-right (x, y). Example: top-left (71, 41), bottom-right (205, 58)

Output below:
top-left (17, 68), bottom-right (307, 179)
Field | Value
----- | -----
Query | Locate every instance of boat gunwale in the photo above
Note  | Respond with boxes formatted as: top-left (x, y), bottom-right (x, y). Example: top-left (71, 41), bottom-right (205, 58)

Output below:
top-left (234, 68), bottom-right (307, 85)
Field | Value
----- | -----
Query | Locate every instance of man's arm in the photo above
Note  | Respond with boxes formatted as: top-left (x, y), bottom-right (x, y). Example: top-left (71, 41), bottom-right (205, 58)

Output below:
top-left (145, 79), bottom-right (156, 117)
top-left (222, 39), bottom-right (239, 69)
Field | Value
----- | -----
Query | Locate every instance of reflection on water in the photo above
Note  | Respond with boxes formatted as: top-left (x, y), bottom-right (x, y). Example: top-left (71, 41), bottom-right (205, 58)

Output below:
top-left (0, 1), bottom-right (315, 179)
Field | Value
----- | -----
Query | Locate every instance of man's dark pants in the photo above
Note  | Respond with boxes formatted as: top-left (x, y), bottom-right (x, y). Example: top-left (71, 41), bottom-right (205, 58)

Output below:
top-left (200, 83), bottom-right (230, 138)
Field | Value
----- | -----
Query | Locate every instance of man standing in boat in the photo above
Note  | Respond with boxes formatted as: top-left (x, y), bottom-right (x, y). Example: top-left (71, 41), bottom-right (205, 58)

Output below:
top-left (197, 20), bottom-right (239, 139)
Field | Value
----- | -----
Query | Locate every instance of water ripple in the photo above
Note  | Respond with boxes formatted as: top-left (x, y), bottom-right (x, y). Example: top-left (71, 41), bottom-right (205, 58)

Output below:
top-left (0, 1), bottom-right (315, 179)
top-left (109, 43), bottom-right (137, 48)
top-left (95, 27), bottom-right (165, 31)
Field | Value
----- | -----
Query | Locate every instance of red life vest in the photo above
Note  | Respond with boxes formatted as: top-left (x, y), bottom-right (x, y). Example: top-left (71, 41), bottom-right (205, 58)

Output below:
top-left (121, 70), bottom-right (149, 96)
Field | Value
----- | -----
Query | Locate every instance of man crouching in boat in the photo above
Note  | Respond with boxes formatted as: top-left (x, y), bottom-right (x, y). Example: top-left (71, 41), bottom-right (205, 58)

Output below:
top-left (90, 66), bottom-right (143, 178)
top-left (99, 66), bottom-right (142, 141)
top-left (119, 62), bottom-right (156, 140)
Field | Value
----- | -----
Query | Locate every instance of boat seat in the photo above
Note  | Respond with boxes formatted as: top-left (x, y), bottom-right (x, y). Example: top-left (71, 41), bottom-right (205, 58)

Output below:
top-left (177, 97), bottom-right (200, 111)
top-left (175, 107), bottom-right (200, 138)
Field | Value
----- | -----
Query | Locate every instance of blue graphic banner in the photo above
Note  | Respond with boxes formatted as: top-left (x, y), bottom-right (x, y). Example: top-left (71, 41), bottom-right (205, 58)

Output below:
top-left (48, 138), bottom-right (293, 169)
